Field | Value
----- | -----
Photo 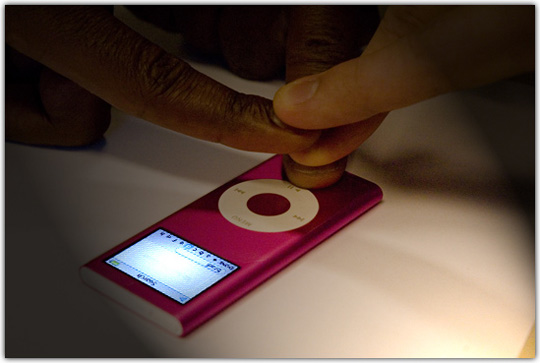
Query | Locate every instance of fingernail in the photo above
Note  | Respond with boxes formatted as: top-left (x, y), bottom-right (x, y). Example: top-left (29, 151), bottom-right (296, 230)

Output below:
top-left (270, 113), bottom-right (289, 129)
top-left (270, 111), bottom-right (307, 133)
top-left (283, 76), bottom-right (319, 105)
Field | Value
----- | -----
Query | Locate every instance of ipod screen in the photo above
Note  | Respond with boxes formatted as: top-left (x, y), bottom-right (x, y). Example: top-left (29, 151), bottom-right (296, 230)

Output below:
top-left (105, 228), bottom-right (239, 304)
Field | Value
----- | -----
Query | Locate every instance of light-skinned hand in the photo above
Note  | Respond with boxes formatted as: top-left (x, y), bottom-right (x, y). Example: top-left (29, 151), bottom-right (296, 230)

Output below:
top-left (274, 5), bottom-right (534, 181)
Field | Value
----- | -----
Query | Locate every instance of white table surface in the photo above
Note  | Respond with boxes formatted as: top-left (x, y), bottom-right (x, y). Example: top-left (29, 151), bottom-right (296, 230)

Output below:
top-left (5, 7), bottom-right (535, 358)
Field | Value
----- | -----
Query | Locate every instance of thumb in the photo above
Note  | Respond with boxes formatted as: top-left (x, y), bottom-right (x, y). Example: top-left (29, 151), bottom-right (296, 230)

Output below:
top-left (274, 5), bottom-right (534, 130)
top-left (278, 6), bottom-right (377, 188)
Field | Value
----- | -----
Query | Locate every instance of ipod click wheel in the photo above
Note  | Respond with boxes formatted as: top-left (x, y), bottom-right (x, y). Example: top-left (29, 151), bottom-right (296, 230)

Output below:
top-left (218, 179), bottom-right (319, 233)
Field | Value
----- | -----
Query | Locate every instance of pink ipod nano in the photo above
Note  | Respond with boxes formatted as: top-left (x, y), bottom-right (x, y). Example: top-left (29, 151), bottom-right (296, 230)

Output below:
top-left (80, 155), bottom-right (382, 336)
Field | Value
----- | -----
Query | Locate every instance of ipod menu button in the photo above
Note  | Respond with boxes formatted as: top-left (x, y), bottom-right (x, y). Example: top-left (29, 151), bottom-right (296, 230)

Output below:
top-left (218, 179), bottom-right (319, 233)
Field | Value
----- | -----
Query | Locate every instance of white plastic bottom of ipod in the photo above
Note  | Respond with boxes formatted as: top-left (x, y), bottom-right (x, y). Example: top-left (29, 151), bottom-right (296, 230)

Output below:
top-left (80, 267), bottom-right (183, 336)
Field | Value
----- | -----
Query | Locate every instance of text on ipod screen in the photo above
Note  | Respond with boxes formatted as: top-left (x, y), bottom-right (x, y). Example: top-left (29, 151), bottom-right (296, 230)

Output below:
top-left (105, 228), bottom-right (239, 304)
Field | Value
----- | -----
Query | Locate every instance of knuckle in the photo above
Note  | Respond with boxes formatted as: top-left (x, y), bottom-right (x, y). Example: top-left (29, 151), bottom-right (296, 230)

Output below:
top-left (219, 6), bottom-right (286, 80)
top-left (220, 92), bottom-right (268, 137)
top-left (134, 47), bottom-right (198, 114)
top-left (38, 68), bottom-right (112, 146)
top-left (286, 6), bottom-right (362, 79)
top-left (52, 102), bottom-right (111, 146)
top-left (60, 116), bottom-right (110, 146)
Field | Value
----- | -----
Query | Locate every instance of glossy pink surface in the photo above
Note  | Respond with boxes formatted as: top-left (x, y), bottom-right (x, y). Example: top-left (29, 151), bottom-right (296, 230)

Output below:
top-left (82, 155), bottom-right (382, 336)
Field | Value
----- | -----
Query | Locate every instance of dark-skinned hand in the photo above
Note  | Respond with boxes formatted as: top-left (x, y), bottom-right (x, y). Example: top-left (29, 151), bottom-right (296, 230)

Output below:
top-left (6, 5), bottom-right (380, 188)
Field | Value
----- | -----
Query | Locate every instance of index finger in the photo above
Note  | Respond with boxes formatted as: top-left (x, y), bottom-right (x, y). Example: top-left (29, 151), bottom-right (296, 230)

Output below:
top-left (6, 5), bottom-right (319, 154)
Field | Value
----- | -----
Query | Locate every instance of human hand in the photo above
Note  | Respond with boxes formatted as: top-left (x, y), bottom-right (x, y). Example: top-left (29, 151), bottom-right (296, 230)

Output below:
top-left (6, 5), bottom-right (318, 152)
top-left (274, 5), bottom-right (534, 181)
top-left (280, 6), bottom-right (382, 188)
top-left (125, 5), bottom-right (380, 188)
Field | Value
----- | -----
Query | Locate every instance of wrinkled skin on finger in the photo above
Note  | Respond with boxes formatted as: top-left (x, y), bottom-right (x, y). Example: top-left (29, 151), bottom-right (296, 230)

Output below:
top-left (125, 5), bottom-right (289, 80)
top-left (6, 5), bottom-right (381, 189)
top-left (133, 5), bottom-right (380, 187)
top-left (128, 5), bottom-right (381, 188)
top-left (6, 5), bottom-right (319, 153)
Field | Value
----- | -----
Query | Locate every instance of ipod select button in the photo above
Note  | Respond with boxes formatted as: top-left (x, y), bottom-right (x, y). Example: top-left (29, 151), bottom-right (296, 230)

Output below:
top-left (246, 193), bottom-right (291, 216)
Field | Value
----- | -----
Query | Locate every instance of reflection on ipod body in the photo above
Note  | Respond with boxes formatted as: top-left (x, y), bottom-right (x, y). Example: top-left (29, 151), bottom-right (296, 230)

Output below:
top-left (81, 155), bottom-right (382, 336)
top-left (106, 228), bottom-right (239, 304)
